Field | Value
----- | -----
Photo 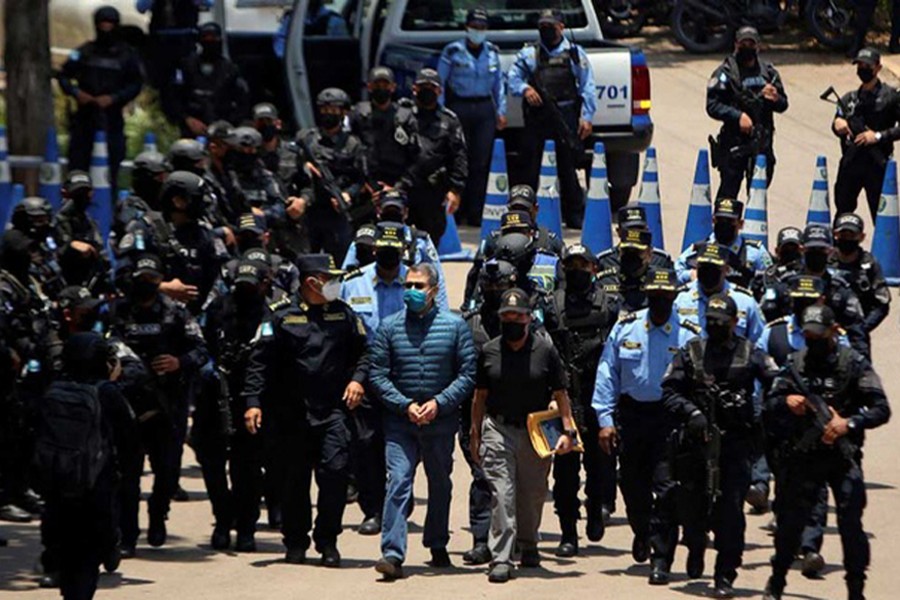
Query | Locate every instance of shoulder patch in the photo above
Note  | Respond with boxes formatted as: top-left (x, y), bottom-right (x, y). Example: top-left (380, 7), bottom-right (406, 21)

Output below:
top-left (731, 285), bottom-right (753, 297)
top-left (764, 316), bottom-right (788, 328)
top-left (681, 320), bottom-right (702, 334)
top-left (745, 239), bottom-right (762, 247)
top-left (268, 296), bottom-right (290, 312)
top-left (342, 269), bottom-right (365, 282)
top-left (618, 311), bottom-right (638, 323)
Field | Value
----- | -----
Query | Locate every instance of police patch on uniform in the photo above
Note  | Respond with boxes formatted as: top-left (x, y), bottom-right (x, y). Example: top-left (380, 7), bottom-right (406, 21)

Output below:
top-left (678, 307), bottom-right (698, 315)
top-left (350, 296), bottom-right (372, 305)
top-left (622, 340), bottom-right (642, 350)
top-left (323, 312), bottom-right (346, 321)
top-left (395, 127), bottom-right (410, 146)
top-left (284, 315), bottom-right (308, 325)
top-left (356, 318), bottom-right (366, 336)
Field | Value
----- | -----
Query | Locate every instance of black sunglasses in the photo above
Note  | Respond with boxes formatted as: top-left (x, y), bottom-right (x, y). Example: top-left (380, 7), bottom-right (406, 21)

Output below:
top-left (403, 282), bottom-right (429, 290)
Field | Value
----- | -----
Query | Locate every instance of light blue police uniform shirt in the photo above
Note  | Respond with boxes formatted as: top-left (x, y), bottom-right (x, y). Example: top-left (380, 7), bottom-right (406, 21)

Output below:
top-left (507, 38), bottom-right (596, 122)
top-left (340, 262), bottom-right (408, 340)
top-left (674, 232), bottom-right (773, 285)
top-left (593, 308), bottom-right (699, 428)
top-left (437, 39), bottom-right (507, 116)
top-left (673, 280), bottom-right (765, 343)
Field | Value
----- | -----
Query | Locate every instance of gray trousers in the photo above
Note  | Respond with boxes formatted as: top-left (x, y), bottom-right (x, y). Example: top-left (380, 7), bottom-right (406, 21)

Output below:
top-left (481, 416), bottom-right (551, 566)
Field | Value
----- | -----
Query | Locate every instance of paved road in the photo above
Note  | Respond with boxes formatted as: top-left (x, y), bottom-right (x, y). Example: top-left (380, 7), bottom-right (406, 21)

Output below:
top-left (2, 48), bottom-right (899, 600)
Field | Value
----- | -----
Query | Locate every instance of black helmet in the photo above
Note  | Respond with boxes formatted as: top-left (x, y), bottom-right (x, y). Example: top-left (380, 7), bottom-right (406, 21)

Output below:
top-left (20, 196), bottom-right (53, 218)
top-left (133, 151), bottom-right (170, 175)
top-left (316, 87), bottom-right (352, 109)
top-left (494, 231), bottom-right (535, 263)
top-left (93, 5), bottom-right (120, 26)
top-left (230, 126), bottom-right (262, 150)
top-left (207, 120), bottom-right (235, 143)
top-left (160, 171), bottom-right (206, 219)
top-left (167, 138), bottom-right (207, 174)
top-left (479, 259), bottom-right (518, 287)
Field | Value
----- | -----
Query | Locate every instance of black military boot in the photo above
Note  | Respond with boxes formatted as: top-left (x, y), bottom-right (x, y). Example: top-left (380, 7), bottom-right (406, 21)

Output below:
top-left (147, 513), bottom-right (167, 547)
top-left (556, 520), bottom-right (579, 557)
top-left (648, 559), bottom-right (670, 585)
top-left (686, 546), bottom-right (705, 579)
top-left (847, 576), bottom-right (865, 600)
top-left (586, 508), bottom-right (605, 542)
top-left (763, 575), bottom-right (785, 600)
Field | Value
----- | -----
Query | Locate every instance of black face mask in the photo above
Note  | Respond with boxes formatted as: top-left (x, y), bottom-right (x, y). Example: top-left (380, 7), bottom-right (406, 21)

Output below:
top-left (792, 299), bottom-right (817, 322)
top-left (320, 114), bottom-right (342, 130)
top-left (234, 284), bottom-right (262, 308)
top-left (230, 152), bottom-right (258, 173)
top-left (416, 88), bottom-right (438, 107)
top-left (375, 248), bottom-right (401, 271)
top-left (131, 280), bottom-right (160, 303)
top-left (95, 28), bottom-right (118, 47)
top-left (200, 40), bottom-right (222, 58)
top-left (714, 221), bottom-right (738, 245)
top-left (647, 296), bottom-right (673, 323)
top-left (706, 321), bottom-right (732, 344)
top-left (697, 265), bottom-right (723, 292)
top-left (29, 224), bottom-right (51, 242)
top-left (380, 209), bottom-right (404, 224)
top-left (258, 123), bottom-right (278, 142)
top-left (539, 27), bottom-right (560, 47)
top-left (857, 67), bottom-right (876, 84)
top-left (132, 175), bottom-right (163, 208)
top-left (836, 238), bottom-right (860, 255)
top-left (371, 88), bottom-right (392, 105)
top-left (804, 250), bottom-right (829, 273)
top-left (70, 191), bottom-right (92, 211)
top-left (501, 321), bottom-right (527, 342)
top-left (779, 247), bottom-right (802, 265)
top-left (356, 245), bottom-right (375, 267)
top-left (620, 250), bottom-right (646, 279)
top-left (736, 47), bottom-right (757, 65)
top-left (565, 269), bottom-right (592, 294)
top-left (806, 337), bottom-right (833, 359)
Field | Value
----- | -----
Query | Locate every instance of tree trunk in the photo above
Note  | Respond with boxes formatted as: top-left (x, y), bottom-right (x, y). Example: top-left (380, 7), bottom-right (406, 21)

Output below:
top-left (4, 0), bottom-right (52, 192)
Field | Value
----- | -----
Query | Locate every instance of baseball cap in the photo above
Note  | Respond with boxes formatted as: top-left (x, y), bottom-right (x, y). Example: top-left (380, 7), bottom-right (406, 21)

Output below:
top-left (374, 223), bottom-right (406, 249)
top-left (643, 268), bottom-right (678, 293)
top-left (619, 228), bottom-right (651, 250)
top-left (803, 224), bottom-right (833, 248)
top-left (415, 68), bottom-right (441, 87)
top-left (207, 120), bottom-right (235, 143)
top-left (380, 189), bottom-right (408, 212)
top-left (355, 224), bottom-right (377, 244)
top-left (618, 205), bottom-right (648, 230)
top-left (508, 184), bottom-right (537, 210)
top-left (853, 47), bottom-right (880, 67)
top-left (735, 26), bottom-right (760, 43)
top-left (242, 248), bottom-right (271, 268)
top-left (132, 254), bottom-right (164, 279)
top-left (501, 210), bottom-right (534, 233)
top-left (237, 212), bottom-right (266, 235)
top-left (713, 197), bottom-right (744, 220)
top-left (234, 260), bottom-right (264, 286)
top-left (802, 304), bottom-right (836, 335)
top-left (695, 243), bottom-right (730, 267)
top-left (706, 293), bottom-right (737, 321)
top-left (58, 286), bottom-right (103, 311)
top-left (562, 243), bottom-right (596, 265)
top-left (833, 212), bottom-right (864, 234)
top-left (252, 103), bottom-right (279, 121)
top-left (776, 226), bottom-right (803, 248)
top-left (295, 254), bottom-right (344, 277)
top-left (788, 275), bottom-right (826, 299)
top-left (466, 7), bottom-right (489, 25)
top-left (538, 8), bottom-right (563, 25)
top-left (498, 288), bottom-right (531, 315)
top-left (368, 66), bottom-right (395, 84)
top-left (64, 170), bottom-right (93, 193)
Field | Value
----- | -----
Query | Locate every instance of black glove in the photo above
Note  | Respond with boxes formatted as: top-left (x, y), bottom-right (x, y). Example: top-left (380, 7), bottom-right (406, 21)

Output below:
top-left (687, 410), bottom-right (708, 439)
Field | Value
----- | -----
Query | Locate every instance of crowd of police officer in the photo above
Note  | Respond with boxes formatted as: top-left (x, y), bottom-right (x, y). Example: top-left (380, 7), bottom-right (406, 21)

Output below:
top-left (0, 5), bottom-right (898, 600)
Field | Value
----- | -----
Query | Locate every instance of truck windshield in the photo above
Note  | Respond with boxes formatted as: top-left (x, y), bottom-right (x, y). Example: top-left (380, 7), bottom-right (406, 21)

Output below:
top-left (400, 0), bottom-right (589, 31)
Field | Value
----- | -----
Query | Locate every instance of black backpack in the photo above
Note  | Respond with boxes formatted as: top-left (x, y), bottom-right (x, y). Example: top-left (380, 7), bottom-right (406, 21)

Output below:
top-left (33, 381), bottom-right (107, 498)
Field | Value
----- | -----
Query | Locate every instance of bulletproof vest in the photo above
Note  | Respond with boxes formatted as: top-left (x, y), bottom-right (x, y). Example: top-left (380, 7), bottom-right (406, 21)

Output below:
top-left (180, 56), bottom-right (234, 123)
top-left (534, 227), bottom-right (559, 255)
top-left (230, 169), bottom-right (272, 209)
top-left (527, 252), bottom-right (559, 292)
top-left (304, 130), bottom-right (360, 189)
top-left (687, 337), bottom-right (755, 430)
top-left (76, 43), bottom-right (133, 97)
top-left (728, 241), bottom-right (755, 287)
top-left (765, 320), bottom-right (792, 366)
top-left (466, 311), bottom-right (499, 353)
top-left (793, 346), bottom-right (854, 412)
top-left (354, 101), bottom-right (416, 184)
top-left (149, 0), bottom-right (200, 31)
top-left (555, 288), bottom-right (610, 353)
top-left (532, 44), bottom-right (578, 103)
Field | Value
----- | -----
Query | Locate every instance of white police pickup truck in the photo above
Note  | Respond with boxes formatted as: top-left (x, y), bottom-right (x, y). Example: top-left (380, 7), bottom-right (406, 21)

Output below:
top-left (216, 0), bottom-right (654, 202)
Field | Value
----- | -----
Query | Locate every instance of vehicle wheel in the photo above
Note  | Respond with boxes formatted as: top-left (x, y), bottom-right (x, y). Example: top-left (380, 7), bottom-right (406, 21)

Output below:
top-left (670, 0), bottom-right (733, 54)
top-left (599, 0), bottom-right (649, 39)
top-left (805, 0), bottom-right (856, 50)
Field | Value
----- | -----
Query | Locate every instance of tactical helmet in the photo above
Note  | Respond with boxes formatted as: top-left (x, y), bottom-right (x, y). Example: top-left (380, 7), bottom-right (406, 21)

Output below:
top-left (479, 259), bottom-right (518, 287)
top-left (160, 171), bottom-right (206, 219)
top-left (230, 126), bottom-right (263, 149)
top-left (316, 87), bottom-right (352, 109)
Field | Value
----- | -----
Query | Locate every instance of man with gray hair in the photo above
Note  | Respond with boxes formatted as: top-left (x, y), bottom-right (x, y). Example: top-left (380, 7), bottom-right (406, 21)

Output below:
top-left (369, 263), bottom-right (477, 580)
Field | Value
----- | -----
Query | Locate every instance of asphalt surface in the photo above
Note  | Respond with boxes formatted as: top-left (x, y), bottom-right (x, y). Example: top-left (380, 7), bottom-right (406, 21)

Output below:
top-left (2, 48), bottom-right (899, 600)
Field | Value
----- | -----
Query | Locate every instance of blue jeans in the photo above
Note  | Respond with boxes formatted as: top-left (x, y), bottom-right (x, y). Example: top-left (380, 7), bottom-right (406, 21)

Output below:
top-left (381, 419), bottom-right (455, 563)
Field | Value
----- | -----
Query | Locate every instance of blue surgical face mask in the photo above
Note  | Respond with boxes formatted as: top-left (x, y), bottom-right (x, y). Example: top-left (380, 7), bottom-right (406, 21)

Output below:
top-left (403, 288), bottom-right (429, 313)
top-left (466, 28), bottom-right (487, 46)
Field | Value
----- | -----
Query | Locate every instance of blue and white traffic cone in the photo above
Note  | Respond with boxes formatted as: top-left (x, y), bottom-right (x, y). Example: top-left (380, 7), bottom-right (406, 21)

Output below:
top-left (743, 154), bottom-right (769, 248)
top-left (637, 146), bottom-right (665, 250)
top-left (143, 131), bottom-right (158, 153)
top-left (89, 131), bottom-right (113, 241)
top-left (39, 127), bottom-right (63, 211)
top-left (805, 155), bottom-right (831, 227)
top-left (3, 183), bottom-right (24, 230)
top-left (480, 138), bottom-right (509, 242)
top-left (0, 126), bottom-right (12, 230)
top-left (535, 140), bottom-right (563, 239)
top-left (872, 159), bottom-right (900, 285)
top-left (580, 142), bottom-right (613, 254)
top-left (681, 149), bottom-right (713, 251)
top-left (437, 205), bottom-right (474, 262)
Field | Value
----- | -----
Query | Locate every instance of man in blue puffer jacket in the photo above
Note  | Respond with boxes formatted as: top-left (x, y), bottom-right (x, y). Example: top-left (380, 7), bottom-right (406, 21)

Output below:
top-left (369, 263), bottom-right (477, 580)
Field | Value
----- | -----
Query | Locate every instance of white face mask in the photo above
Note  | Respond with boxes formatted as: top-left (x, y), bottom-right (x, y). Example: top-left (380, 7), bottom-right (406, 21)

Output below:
top-left (321, 279), bottom-right (342, 302)
top-left (466, 28), bottom-right (487, 46)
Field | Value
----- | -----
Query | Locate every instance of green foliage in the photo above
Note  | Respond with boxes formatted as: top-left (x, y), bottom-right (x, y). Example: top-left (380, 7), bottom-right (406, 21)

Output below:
top-left (124, 89), bottom-right (180, 159)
